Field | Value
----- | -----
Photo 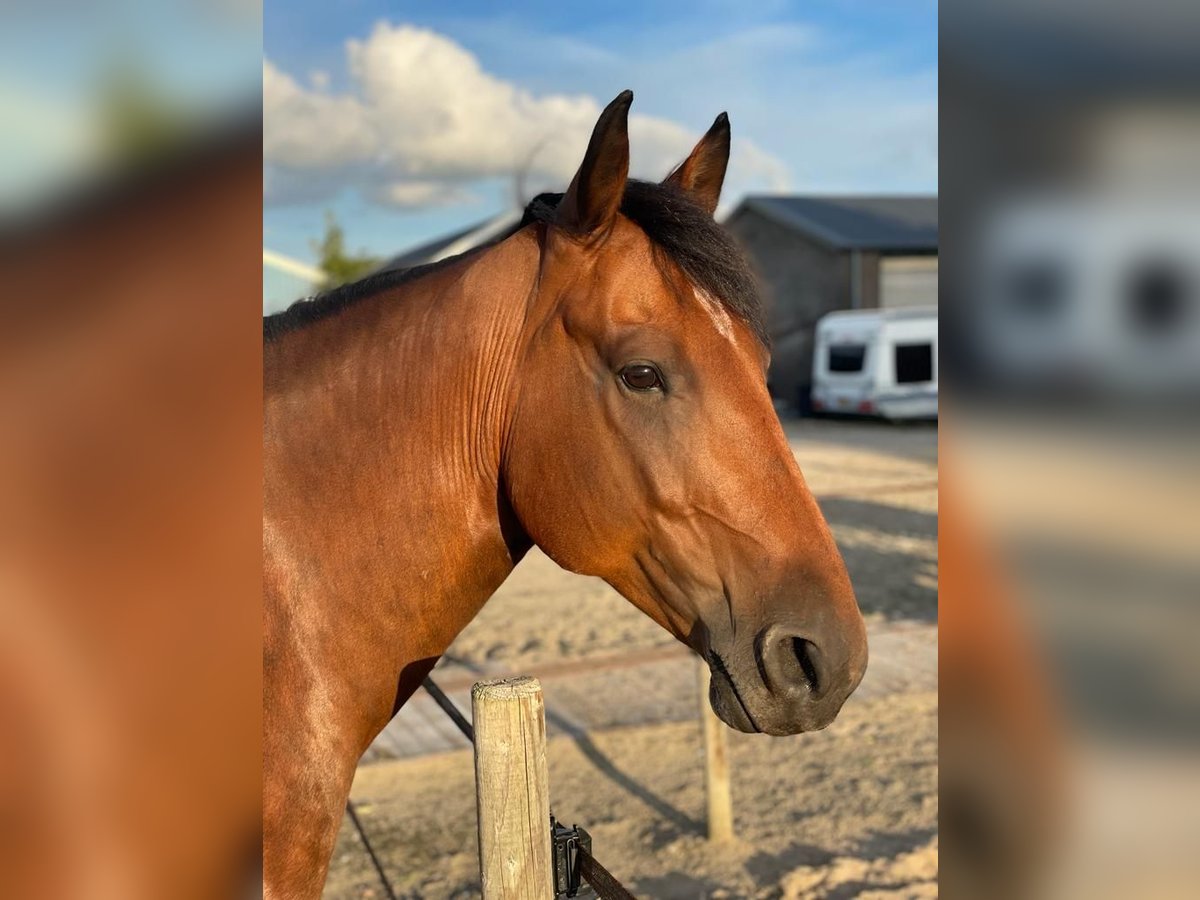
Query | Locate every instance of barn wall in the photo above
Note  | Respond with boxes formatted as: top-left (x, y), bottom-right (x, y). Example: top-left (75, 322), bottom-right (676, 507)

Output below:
top-left (724, 208), bottom-right (849, 407)
top-left (859, 251), bottom-right (882, 309)
top-left (880, 255), bottom-right (939, 308)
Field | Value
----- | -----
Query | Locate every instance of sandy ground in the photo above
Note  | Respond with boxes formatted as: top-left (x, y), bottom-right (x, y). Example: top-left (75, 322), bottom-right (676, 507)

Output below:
top-left (324, 418), bottom-right (938, 899)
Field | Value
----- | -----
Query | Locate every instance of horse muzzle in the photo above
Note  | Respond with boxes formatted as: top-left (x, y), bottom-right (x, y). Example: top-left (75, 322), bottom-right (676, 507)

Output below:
top-left (705, 613), bottom-right (868, 736)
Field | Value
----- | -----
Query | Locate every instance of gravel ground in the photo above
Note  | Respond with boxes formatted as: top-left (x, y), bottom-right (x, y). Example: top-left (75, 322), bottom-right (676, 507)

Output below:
top-left (324, 417), bottom-right (938, 899)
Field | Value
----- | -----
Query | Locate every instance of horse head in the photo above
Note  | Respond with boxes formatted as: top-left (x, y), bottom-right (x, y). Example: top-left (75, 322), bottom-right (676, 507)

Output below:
top-left (503, 92), bottom-right (867, 735)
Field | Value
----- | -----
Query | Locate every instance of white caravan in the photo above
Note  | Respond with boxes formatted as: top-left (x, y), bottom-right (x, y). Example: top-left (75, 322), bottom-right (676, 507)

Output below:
top-left (811, 307), bottom-right (938, 420)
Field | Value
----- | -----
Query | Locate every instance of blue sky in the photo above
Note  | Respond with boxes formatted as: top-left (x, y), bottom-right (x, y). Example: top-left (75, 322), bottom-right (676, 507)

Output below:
top-left (264, 1), bottom-right (936, 295)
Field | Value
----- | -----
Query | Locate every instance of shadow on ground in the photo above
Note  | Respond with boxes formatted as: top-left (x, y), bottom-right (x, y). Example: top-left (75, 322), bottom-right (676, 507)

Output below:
top-left (744, 827), bottom-right (938, 899)
top-left (543, 705), bottom-right (704, 836)
top-left (782, 415), bottom-right (939, 465)
top-left (818, 498), bottom-right (938, 623)
top-left (632, 871), bottom-right (724, 899)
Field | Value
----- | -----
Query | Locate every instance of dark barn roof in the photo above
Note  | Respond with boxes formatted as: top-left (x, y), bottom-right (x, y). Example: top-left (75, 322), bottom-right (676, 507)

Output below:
top-left (731, 195), bottom-right (937, 252)
top-left (377, 219), bottom-right (493, 272)
top-left (375, 210), bottom-right (525, 273)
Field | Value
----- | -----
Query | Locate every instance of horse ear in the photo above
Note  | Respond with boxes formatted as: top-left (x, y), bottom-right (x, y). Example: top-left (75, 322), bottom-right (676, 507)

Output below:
top-left (663, 112), bottom-right (730, 216)
top-left (557, 90), bottom-right (633, 237)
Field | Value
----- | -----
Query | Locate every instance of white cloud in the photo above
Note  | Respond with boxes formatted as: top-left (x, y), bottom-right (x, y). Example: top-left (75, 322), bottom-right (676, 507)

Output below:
top-left (369, 180), bottom-right (476, 209)
top-left (263, 22), bottom-right (789, 209)
top-left (263, 59), bottom-right (377, 170)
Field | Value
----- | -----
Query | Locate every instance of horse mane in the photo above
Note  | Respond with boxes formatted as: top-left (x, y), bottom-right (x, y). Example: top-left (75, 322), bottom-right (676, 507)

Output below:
top-left (263, 251), bottom-right (494, 342)
top-left (264, 180), bottom-right (766, 346)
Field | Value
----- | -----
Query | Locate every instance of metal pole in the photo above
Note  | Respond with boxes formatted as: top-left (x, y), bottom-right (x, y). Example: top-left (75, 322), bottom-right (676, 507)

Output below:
top-left (850, 249), bottom-right (862, 309)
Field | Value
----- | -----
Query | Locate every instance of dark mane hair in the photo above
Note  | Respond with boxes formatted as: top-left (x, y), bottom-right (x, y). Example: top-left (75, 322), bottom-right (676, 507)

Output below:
top-left (263, 253), bottom-right (486, 342)
top-left (522, 181), bottom-right (766, 345)
top-left (264, 180), bottom-right (765, 345)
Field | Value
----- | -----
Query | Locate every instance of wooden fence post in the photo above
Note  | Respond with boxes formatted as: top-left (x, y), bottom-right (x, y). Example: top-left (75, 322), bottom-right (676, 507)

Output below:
top-left (472, 676), bottom-right (555, 899)
top-left (697, 660), bottom-right (735, 841)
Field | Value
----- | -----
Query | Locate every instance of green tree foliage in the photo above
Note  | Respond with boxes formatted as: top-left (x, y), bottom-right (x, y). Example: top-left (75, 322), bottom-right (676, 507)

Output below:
top-left (312, 212), bottom-right (380, 289)
top-left (98, 59), bottom-right (188, 164)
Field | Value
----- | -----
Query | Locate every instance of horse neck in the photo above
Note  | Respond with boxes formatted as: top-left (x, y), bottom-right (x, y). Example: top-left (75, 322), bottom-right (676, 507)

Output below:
top-left (264, 231), bottom-right (538, 737)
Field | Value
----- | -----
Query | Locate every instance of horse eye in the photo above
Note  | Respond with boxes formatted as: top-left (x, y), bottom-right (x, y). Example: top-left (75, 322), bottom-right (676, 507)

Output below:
top-left (620, 364), bottom-right (663, 391)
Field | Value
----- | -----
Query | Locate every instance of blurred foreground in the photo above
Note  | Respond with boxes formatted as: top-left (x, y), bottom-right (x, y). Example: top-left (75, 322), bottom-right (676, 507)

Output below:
top-left (0, 120), bottom-right (263, 897)
top-left (943, 2), bottom-right (1200, 898)
top-left (1, 4), bottom-right (262, 896)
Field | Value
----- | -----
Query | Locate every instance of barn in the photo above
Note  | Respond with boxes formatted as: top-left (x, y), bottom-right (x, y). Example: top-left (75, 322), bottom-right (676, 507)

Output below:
top-left (724, 195), bottom-right (938, 410)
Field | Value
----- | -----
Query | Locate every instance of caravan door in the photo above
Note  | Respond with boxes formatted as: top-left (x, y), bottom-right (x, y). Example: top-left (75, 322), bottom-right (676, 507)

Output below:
top-left (875, 316), bottom-right (938, 419)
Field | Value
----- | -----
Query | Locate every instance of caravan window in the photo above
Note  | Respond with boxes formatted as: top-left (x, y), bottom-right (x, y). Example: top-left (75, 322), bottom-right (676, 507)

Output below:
top-left (828, 344), bottom-right (866, 373)
top-left (895, 342), bottom-right (933, 383)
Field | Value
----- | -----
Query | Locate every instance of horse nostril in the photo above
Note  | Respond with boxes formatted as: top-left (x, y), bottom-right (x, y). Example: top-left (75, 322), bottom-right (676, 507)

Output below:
top-left (792, 637), bottom-right (821, 695)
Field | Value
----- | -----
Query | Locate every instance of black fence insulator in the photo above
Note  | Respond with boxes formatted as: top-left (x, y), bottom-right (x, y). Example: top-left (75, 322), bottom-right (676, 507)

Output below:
top-left (551, 817), bottom-right (592, 898)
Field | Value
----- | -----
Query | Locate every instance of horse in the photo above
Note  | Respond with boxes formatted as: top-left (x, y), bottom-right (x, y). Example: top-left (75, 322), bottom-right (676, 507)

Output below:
top-left (263, 90), bottom-right (868, 897)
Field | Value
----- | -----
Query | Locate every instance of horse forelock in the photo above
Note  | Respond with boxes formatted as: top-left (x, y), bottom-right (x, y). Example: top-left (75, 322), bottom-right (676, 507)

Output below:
top-left (522, 180), bottom-right (768, 347)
